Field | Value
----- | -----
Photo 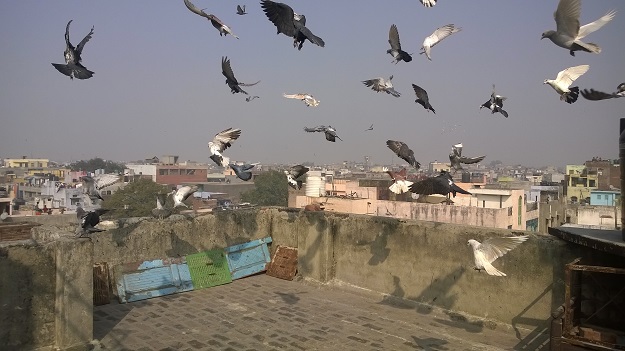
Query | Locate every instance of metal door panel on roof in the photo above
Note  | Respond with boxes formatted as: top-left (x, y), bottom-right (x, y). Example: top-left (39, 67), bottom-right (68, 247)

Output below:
top-left (115, 258), bottom-right (193, 303)
top-left (186, 250), bottom-right (232, 289)
top-left (225, 237), bottom-right (273, 280)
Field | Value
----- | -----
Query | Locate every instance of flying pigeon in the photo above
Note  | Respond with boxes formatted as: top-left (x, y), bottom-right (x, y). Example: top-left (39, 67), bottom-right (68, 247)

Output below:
top-left (208, 127), bottom-right (242, 167)
top-left (236, 4), bottom-right (247, 15)
top-left (544, 64), bottom-right (589, 104)
top-left (304, 125), bottom-right (342, 142)
top-left (285, 165), bottom-right (309, 190)
top-left (420, 0), bottom-right (437, 7)
top-left (246, 95), bottom-right (260, 102)
top-left (387, 168), bottom-right (414, 195)
top-left (363, 76), bottom-right (401, 97)
top-left (171, 185), bottom-right (199, 208)
top-left (409, 171), bottom-right (471, 197)
top-left (365, 124), bottom-right (374, 131)
top-left (75, 207), bottom-right (109, 238)
top-left (420, 24), bottom-right (461, 61)
top-left (184, 0), bottom-right (239, 38)
top-left (51, 20), bottom-right (94, 80)
top-left (386, 140), bottom-right (420, 169)
top-left (412, 84), bottom-right (436, 113)
top-left (467, 236), bottom-right (529, 276)
top-left (81, 174), bottom-right (122, 202)
top-left (222, 56), bottom-right (260, 95)
top-left (581, 82), bottom-right (625, 101)
top-left (230, 163), bottom-right (255, 181)
top-left (449, 143), bottom-right (486, 173)
top-left (152, 193), bottom-right (172, 219)
top-left (283, 93), bottom-right (320, 107)
top-left (260, 0), bottom-right (325, 50)
top-left (387, 24), bottom-right (412, 64)
top-left (480, 84), bottom-right (508, 118)
top-left (541, 0), bottom-right (615, 56)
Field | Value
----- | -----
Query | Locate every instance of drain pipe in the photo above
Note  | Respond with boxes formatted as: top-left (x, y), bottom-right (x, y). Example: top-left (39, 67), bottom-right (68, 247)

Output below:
top-left (620, 118), bottom-right (625, 240)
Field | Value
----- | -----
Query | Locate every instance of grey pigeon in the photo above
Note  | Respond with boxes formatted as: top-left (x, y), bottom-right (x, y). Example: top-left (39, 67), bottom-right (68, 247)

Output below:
top-left (236, 4), bottom-right (247, 15)
top-left (388, 24), bottom-right (412, 64)
top-left (260, 0), bottom-right (325, 50)
top-left (449, 143), bottom-right (486, 173)
top-left (386, 140), bottom-right (420, 169)
top-left (420, 0), bottom-right (437, 8)
top-left (480, 84), bottom-right (508, 118)
top-left (75, 207), bottom-right (109, 238)
top-left (152, 193), bottom-right (172, 219)
top-left (222, 56), bottom-right (260, 95)
top-left (467, 236), bottom-right (529, 276)
top-left (581, 82), bottom-right (625, 101)
top-left (363, 76), bottom-right (400, 97)
top-left (285, 165), bottom-right (309, 190)
top-left (541, 0), bottom-right (615, 56)
top-left (184, 0), bottom-right (239, 38)
top-left (81, 174), bottom-right (121, 203)
top-left (51, 20), bottom-right (94, 80)
top-left (409, 171), bottom-right (471, 197)
top-left (230, 163), bottom-right (255, 181)
top-left (208, 127), bottom-right (242, 167)
top-left (171, 185), bottom-right (199, 208)
top-left (544, 64), bottom-right (589, 104)
top-left (420, 24), bottom-right (461, 61)
top-left (246, 95), bottom-right (260, 102)
top-left (304, 125), bottom-right (342, 142)
top-left (412, 84), bottom-right (435, 113)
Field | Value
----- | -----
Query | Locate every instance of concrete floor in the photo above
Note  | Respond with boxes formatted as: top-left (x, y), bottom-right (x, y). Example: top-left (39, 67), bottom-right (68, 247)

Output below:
top-left (94, 274), bottom-right (534, 351)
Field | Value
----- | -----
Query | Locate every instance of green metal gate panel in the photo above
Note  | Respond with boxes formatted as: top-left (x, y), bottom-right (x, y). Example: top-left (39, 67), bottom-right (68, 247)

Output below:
top-left (186, 249), bottom-right (232, 289)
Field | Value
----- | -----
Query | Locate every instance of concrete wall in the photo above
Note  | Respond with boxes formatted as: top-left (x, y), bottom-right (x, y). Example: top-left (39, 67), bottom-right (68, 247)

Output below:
top-left (566, 205), bottom-right (620, 229)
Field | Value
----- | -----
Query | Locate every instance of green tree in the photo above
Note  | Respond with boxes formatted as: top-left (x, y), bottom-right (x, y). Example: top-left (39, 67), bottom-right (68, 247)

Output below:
top-left (102, 179), bottom-right (170, 218)
top-left (69, 157), bottom-right (126, 174)
top-left (240, 170), bottom-right (288, 206)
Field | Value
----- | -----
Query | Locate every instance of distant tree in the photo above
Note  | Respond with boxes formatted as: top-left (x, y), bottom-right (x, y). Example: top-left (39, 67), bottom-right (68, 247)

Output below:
top-left (102, 179), bottom-right (170, 218)
top-left (69, 157), bottom-right (125, 174)
top-left (240, 170), bottom-right (288, 206)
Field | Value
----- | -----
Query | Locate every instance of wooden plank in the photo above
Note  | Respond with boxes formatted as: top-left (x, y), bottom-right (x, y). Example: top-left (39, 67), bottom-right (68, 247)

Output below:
top-left (93, 262), bottom-right (111, 306)
top-left (266, 246), bottom-right (298, 281)
top-left (225, 237), bottom-right (272, 280)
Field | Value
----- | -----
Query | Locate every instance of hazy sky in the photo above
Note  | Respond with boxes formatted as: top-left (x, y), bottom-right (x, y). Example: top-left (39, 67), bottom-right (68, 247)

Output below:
top-left (1, 1), bottom-right (624, 168)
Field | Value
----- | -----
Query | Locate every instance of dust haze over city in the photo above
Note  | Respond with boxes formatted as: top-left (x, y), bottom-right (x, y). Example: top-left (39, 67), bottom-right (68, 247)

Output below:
top-left (1, 1), bottom-right (624, 168)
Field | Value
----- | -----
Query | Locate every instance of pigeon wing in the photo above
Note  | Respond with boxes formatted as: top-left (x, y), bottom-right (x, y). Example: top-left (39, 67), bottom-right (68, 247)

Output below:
top-left (459, 155), bottom-right (486, 164)
top-left (211, 128), bottom-right (241, 152)
top-left (554, 0), bottom-right (581, 38)
top-left (477, 236), bottom-right (529, 265)
top-left (297, 25), bottom-right (325, 47)
top-left (289, 165), bottom-right (309, 179)
top-left (581, 89), bottom-right (617, 101)
top-left (75, 26), bottom-right (94, 55)
top-left (261, 0), bottom-right (298, 37)
top-left (363, 78), bottom-right (381, 89)
top-left (94, 174), bottom-right (121, 190)
top-left (221, 57), bottom-right (238, 84)
top-left (577, 10), bottom-right (616, 40)
top-left (555, 64), bottom-right (589, 88)
top-left (409, 177), bottom-right (445, 195)
top-left (412, 84), bottom-right (429, 102)
top-left (427, 24), bottom-right (461, 49)
top-left (184, 0), bottom-right (210, 19)
top-left (389, 24), bottom-right (401, 51)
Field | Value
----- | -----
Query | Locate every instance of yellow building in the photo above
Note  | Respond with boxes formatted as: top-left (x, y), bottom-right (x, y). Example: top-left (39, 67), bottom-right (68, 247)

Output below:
top-left (4, 158), bottom-right (49, 168)
top-left (566, 164), bottom-right (598, 204)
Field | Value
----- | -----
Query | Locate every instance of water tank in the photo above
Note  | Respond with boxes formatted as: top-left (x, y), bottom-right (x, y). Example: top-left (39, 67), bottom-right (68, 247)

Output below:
top-left (305, 171), bottom-right (326, 197)
top-left (461, 171), bottom-right (471, 183)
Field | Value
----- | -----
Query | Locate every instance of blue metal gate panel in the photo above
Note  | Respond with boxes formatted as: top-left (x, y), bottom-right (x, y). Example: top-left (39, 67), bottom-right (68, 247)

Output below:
top-left (115, 258), bottom-right (193, 303)
top-left (225, 237), bottom-right (273, 280)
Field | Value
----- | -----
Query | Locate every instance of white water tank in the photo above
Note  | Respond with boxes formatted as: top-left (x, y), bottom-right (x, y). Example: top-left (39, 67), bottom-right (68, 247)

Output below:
top-left (305, 171), bottom-right (326, 197)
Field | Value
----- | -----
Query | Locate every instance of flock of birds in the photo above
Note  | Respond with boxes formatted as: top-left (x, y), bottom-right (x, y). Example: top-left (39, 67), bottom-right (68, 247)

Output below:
top-left (51, 0), bottom-right (622, 275)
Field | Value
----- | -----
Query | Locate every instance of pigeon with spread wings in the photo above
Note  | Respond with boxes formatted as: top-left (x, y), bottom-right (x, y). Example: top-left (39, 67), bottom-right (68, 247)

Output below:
top-left (51, 20), bottom-right (94, 80)
top-left (171, 185), bottom-right (199, 208)
top-left (581, 82), bottom-right (625, 101)
top-left (449, 143), bottom-right (486, 173)
top-left (208, 128), bottom-right (242, 167)
top-left (420, 24), bottom-right (461, 61)
top-left (386, 140), bottom-right (420, 169)
top-left (412, 84), bottom-right (435, 113)
top-left (152, 193), bottom-right (172, 219)
top-left (387, 168), bottom-right (413, 195)
top-left (285, 165), bottom-right (309, 190)
top-left (81, 174), bottom-right (122, 203)
top-left (75, 207), bottom-right (109, 238)
top-left (480, 84), bottom-right (508, 118)
top-left (467, 236), bottom-right (529, 276)
top-left (236, 5), bottom-right (247, 15)
top-left (544, 64), bottom-right (589, 104)
top-left (222, 57), bottom-right (260, 95)
top-left (304, 125), bottom-right (342, 142)
top-left (230, 163), bottom-right (256, 181)
top-left (283, 93), bottom-right (320, 107)
top-left (388, 24), bottom-right (412, 64)
top-left (260, 0), bottom-right (325, 50)
top-left (363, 76), bottom-right (400, 97)
top-left (184, 0), bottom-right (239, 38)
top-left (409, 171), bottom-right (471, 198)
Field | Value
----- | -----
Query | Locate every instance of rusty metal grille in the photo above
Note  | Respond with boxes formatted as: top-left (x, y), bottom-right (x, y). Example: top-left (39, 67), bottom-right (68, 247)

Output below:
top-left (93, 262), bottom-right (111, 306)
top-left (266, 245), bottom-right (298, 281)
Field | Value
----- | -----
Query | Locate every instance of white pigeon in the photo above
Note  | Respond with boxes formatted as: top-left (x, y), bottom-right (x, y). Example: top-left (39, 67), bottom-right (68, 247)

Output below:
top-left (541, 0), bottom-right (616, 56)
top-left (467, 236), bottom-right (529, 277)
top-left (544, 64), bottom-right (589, 104)
top-left (208, 128), bottom-right (241, 167)
top-left (362, 76), bottom-right (401, 97)
top-left (171, 185), bottom-right (199, 208)
top-left (283, 93), bottom-right (320, 107)
top-left (420, 0), bottom-right (437, 8)
top-left (420, 24), bottom-right (462, 61)
top-left (81, 174), bottom-right (122, 201)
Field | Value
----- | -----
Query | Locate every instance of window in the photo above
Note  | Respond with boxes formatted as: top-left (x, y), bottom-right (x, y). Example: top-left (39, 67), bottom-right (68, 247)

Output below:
top-left (589, 180), bottom-right (596, 187)
top-left (518, 196), bottom-right (522, 226)
top-left (159, 169), bottom-right (167, 175)
top-left (186, 169), bottom-right (196, 175)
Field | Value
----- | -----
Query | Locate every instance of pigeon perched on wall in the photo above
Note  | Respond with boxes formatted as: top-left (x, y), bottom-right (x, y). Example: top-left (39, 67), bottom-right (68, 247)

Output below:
top-left (467, 236), bottom-right (529, 276)
top-left (222, 57), bottom-right (260, 95)
top-left (171, 185), bottom-right (199, 208)
top-left (363, 76), bottom-right (400, 97)
top-left (230, 163), bottom-right (255, 181)
top-left (260, 0), bottom-right (325, 50)
top-left (283, 93), bottom-right (320, 107)
top-left (449, 143), bottom-right (486, 173)
top-left (387, 168), bottom-right (414, 195)
top-left (581, 82), bottom-right (625, 101)
top-left (386, 140), bottom-right (420, 169)
top-left (544, 64), bottom-right (589, 104)
top-left (420, 24), bottom-right (461, 61)
top-left (75, 207), bottom-right (109, 238)
top-left (409, 171), bottom-right (471, 197)
top-left (51, 20), bottom-right (94, 80)
top-left (208, 127), bottom-right (242, 167)
top-left (152, 193), bottom-right (172, 219)
top-left (387, 24), bottom-right (412, 64)
top-left (412, 84), bottom-right (436, 113)
top-left (480, 84), bottom-right (508, 118)
top-left (184, 0), bottom-right (239, 38)
top-left (236, 5), bottom-right (247, 15)
top-left (304, 125), bottom-right (343, 142)
top-left (541, 0), bottom-right (615, 56)
top-left (420, 0), bottom-right (437, 8)
top-left (285, 165), bottom-right (309, 190)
